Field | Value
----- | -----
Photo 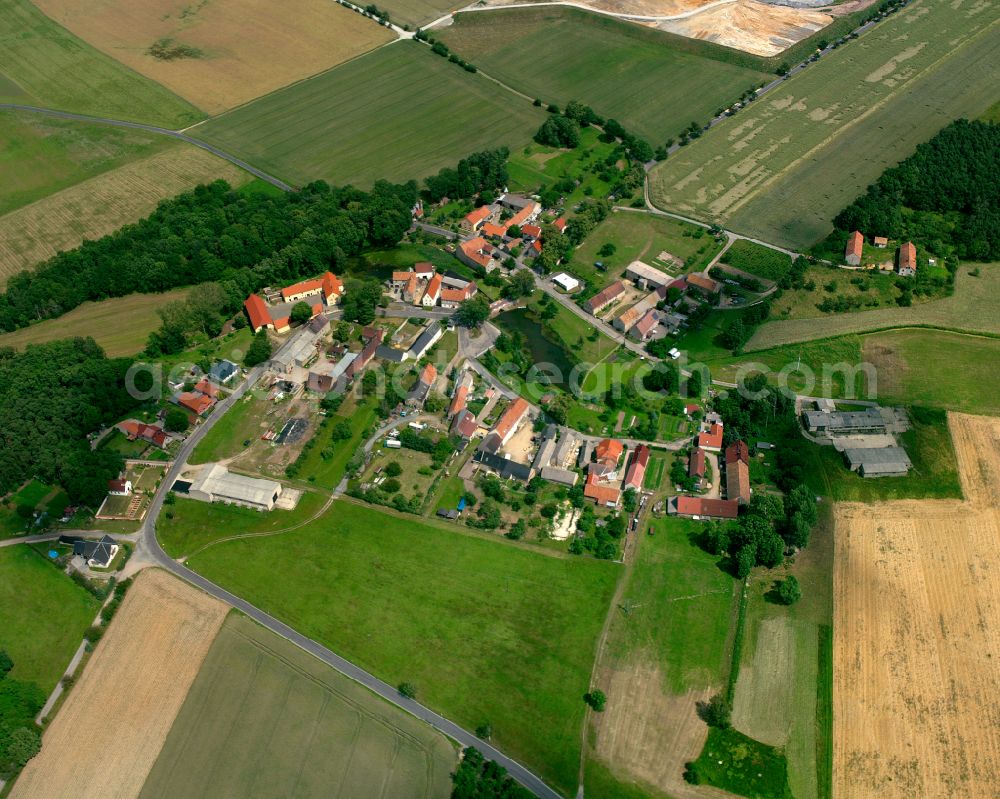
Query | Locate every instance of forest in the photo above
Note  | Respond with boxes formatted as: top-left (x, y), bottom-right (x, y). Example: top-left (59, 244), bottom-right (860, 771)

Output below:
top-left (0, 179), bottom-right (417, 334)
top-left (832, 119), bottom-right (1000, 260)
top-left (0, 339), bottom-right (138, 504)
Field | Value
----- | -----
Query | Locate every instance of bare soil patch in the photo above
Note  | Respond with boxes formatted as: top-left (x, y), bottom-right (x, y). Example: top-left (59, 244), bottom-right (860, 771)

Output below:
top-left (0, 146), bottom-right (250, 284)
top-left (33, 0), bottom-right (394, 113)
top-left (833, 412), bottom-right (1000, 798)
top-left (10, 570), bottom-right (228, 799)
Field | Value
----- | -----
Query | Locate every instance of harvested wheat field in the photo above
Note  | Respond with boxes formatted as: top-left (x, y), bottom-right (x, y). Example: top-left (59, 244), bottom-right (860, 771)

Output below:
top-left (10, 569), bottom-right (228, 799)
top-left (0, 146), bottom-right (250, 285)
top-left (834, 412), bottom-right (1000, 799)
top-left (32, 0), bottom-right (394, 114)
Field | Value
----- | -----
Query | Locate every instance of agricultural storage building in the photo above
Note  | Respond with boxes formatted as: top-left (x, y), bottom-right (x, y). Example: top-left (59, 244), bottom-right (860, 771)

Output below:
top-left (188, 464), bottom-right (283, 511)
top-left (845, 231), bottom-right (864, 265)
top-left (406, 322), bottom-right (443, 361)
top-left (625, 261), bottom-right (671, 290)
top-left (844, 447), bottom-right (912, 477)
top-left (802, 408), bottom-right (886, 435)
top-left (552, 273), bottom-right (579, 292)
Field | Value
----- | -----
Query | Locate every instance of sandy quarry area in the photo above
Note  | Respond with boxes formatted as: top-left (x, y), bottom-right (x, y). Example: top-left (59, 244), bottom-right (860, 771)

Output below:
top-left (10, 570), bottom-right (228, 799)
top-left (833, 412), bottom-right (1000, 798)
top-left (472, 0), bottom-right (844, 56)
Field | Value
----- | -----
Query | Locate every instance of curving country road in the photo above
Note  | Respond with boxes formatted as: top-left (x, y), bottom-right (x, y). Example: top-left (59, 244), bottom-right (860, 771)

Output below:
top-left (116, 328), bottom-right (565, 799)
top-left (0, 103), bottom-right (294, 192)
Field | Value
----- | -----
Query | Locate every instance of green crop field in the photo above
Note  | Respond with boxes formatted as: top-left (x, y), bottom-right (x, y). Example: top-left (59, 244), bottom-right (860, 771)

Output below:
top-left (373, 0), bottom-right (465, 29)
top-left (186, 501), bottom-right (619, 794)
top-left (747, 263), bottom-right (1000, 350)
top-left (140, 614), bottom-right (456, 799)
top-left (719, 240), bottom-right (791, 282)
top-left (0, 111), bottom-right (175, 215)
top-left (569, 210), bottom-right (724, 289)
top-left (0, 545), bottom-right (100, 691)
top-left (439, 8), bottom-right (770, 145)
top-left (0, 0), bottom-right (200, 127)
top-left (0, 288), bottom-right (189, 354)
top-left (649, 0), bottom-right (1000, 249)
top-left (197, 42), bottom-right (545, 189)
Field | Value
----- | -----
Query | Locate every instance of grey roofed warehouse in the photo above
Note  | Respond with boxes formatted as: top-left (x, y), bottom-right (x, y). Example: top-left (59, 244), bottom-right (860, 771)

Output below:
top-left (843, 446), bottom-right (912, 477)
top-left (188, 464), bottom-right (283, 510)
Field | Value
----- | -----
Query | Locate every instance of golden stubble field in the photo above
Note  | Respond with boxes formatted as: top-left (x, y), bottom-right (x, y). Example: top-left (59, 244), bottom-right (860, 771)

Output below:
top-left (0, 146), bottom-right (250, 285)
top-left (10, 570), bottom-right (228, 799)
top-left (32, 0), bottom-right (395, 114)
top-left (834, 412), bottom-right (1000, 798)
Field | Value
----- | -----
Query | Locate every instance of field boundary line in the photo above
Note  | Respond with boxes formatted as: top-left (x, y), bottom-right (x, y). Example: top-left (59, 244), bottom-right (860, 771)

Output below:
top-left (747, 323), bottom-right (1000, 353)
top-left (450, 0), bottom-right (737, 25)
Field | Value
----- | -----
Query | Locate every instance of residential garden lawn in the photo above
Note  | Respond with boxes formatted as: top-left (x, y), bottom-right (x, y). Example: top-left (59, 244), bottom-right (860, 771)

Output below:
top-left (803, 406), bottom-right (962, 503)
top-left (748, 263), bottom-right (1000, 350)
top-left (0, 0), bottom-right (200, 126)
top-left (506, 127), bottom-right (618, 205)
top-left (689, 727), bottom-right (793, 799)
top-left (439, 8), bottom-right (770, 144)
top-left (434, 473), bottom-right (466, 512)
top-left (569, 210), bottom-right (724, 292)
top-left (33, 0), bottom-right (394, 115)
top-left (12, 479), bottom-right (52, 508)
top-left (719, 240), bottom-right (791, 282)
top-left (0, 146), bottom-right (251, 283)
top-left (359, 448), bottom-right (438, 503)
top-left (198, 42), bottom-right (545, 188)
top-left (293, 392), bottom-right (380, 490)
top-left (140, 613), bottom-right (457, 799)
top-left (864, 329), bottom-right (1000, 416)
top-left (187, 501), bottom-right (620, 796)
top-left (190, 394), bottom-right (266, 464)
top-left (649, 0), bottom-right (1000, 249)
top-left (732, 504), bottom-right (835, 799)
top-left (643, 451), bottom-right (668, 492)
top-left (0, 545), bottom-right (100, 691)
top-left (157, 491), bottom-right (328, 558)
top-left (0, 288), bottom-right (191, 352)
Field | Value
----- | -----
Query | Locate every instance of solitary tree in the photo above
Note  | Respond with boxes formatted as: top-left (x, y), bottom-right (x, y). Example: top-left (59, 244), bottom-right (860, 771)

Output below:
top-left (398, 682), bottom-right (417, 699)
top-left (584, 689), bottom-right (607, 712)
top-left (244, 330), bottom-right (272, 367)
top-left (475, 721), bottom-right (493, 739)
top-left (778, 575), bottom-right (802, 605)
top-left (0, 649), bottom-right (13, 678)
top-left (384, 461), bottom-right (403, 478)
top-left (702, 693), bottom-right (731, 728)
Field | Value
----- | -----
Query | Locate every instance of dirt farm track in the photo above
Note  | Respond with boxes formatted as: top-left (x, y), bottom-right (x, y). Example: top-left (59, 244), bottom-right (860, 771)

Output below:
top-left (10, 570), bottom-right (228, 799)
top-left (834, 413), bottom-right (1000, 798)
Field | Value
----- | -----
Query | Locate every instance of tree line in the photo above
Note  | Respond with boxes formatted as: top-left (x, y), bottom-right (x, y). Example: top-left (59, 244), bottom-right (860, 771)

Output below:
top-left (833, 119), bottom-right (1000, 261)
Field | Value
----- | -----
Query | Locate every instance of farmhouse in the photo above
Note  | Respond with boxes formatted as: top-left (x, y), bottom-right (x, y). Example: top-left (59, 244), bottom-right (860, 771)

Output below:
top-left (481, 222), bottom-right (507, 239)
top-left (594, 438), bottom-right (624, 471)
top-left (451, 409), bottom-right (480, 440)
top-left (480, 397), bottom-right (530, 455)
top-left (108, 479), bottom-right (132, 496)
top-left (243, 272), bottom-right (343, 333)
top-left (613, 305), bottom-right (645, 334)
top-left (448, 376), bottom-right (471, 419)
top-left (407, 363), bottom-right (437, 407)
top-left (725, 458), bottom-right (751, 504)
top-left (552, 273), bottom-right (579, 292)
top-left (696, 422), bottom-right (724, 451)
top-left (845, 230), bottom-right (864, 265)
top-left (688, 448), bottom-right (706, 484)
top-left (406, 321), bottom-right (443, 361)
top-left (308, 352), bottom-right (357, 393)
top-left (802, 408), bottom-right (886, 435)
top-left (187, 464), bottom-right (283, 511)
top-left (623, 445), bottom-right (650, 492)
top-left (461, 206), bottom-right (494, 233)
top-left (345, 327), bottom-right (384, 380)
top-left (439, 281), bottom-right (477, 309)
top-left (844, 446), bottom-right (912, 477)
top-left (897, 241), bottom-right (917, 277)
top-left (280, 272), bottom-right (344, 305)
top-left (671, 495), bottom-right (739, 520)
top-left (176, 390), bottom-right (215, 416)
top-left (586, 281), bottom-right (626, 315)
top-left (71, 534), bottom-right (119, 568)
top-left (630, 309), bottom-right (660, 342)
top-left (117, 419), bottom-right (169, 448)
top-left (686, 273), bottom-right (722, 296)
top-left (422, 273), bottom-right (443, 307)
top-left (457, 237), bottom-right (499, 272)
top-left (625, 260), bottom-right (671, 290)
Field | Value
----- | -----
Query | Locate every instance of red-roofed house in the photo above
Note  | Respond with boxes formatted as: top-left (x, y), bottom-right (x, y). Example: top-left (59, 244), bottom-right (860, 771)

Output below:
top-left (726, 458), bottom-right (751, 505)
top-left (177, 391), bottom-right (215, 416)
top-left (530, 240), bottom-right (543, 256)
top-left (452, 409), bottom-right (480, 440)
top-left (845, 231), bottom-right (864, 265)
top-left (480, 222), bottom-right (507, 239)
top-left (244, 294), bottom-right (272, 333)
top-left (673, 496), bottom-right (739, 519)
top-left (586, 281), bottom-right (626, 315)
top-left (194, 379), bottom-right (220, 399)
top-left (686, 273), bottom-right (722, 295)
top-left (631, 309), bottom-right (659, 341)
top-left (725, 441), bottom-right (749, 465)
top-left (440, 282), bottom-right (477, 309)
top-left (117, 420), bottom-right (170, 448)
top-left (461, 206), bottom-right (494, 234)
top-left (481, 397), bottom-right (530, 453)
top-left (108, 479), bottom-right (132, 496)
top-left (897, 241), bottom-right (917, 277)
top-left (553, 217), bottom-right (567, 234)
top-left (414, 262), bottom-right (434, 278)
top-left (281, 271), bottom-right (344, 305)
top-left (623, 445), bottom-right (650, 492)
top-left (595, 438), bottom-right (624, 469)
top-left (422, 273), bottom-right (443, 307)
top-left (873, 236), bottom-right (888, 248)
top-left (697, 422), bottom-right (724, 451)
top-left (448, 384), bottom-right (469, 419)
top-left (688, 448), bottom-right (706, 483)
top-left (521, 224), bottom-right (542, 240)
top-left (584, 471), bottom-right (621, 508)
top-left (684, 403), bottom-right (701, 416)
top-left (458, 238), bottom-right (499, 272)
top-left (507, 201), bottom-right (541, 230)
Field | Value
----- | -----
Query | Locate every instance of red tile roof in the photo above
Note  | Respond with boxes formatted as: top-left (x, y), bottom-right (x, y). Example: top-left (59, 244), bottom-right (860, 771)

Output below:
top-left (586, 281), bottom-right (626, 313)
top-left (689, 448), bottom-right (706, 478)
top-left (846, 230), bottom-right (864, 259)
top-left (449, 384), bottom-right (469, 418)
top-left (595, 438), bottom-right (624, 467)
top-left (392, 270), bottom-right (414, 282)
top-left (624, 444), bottom-right (649, 490)
top-left (178, 392), bottom-right (215, 415)
top-left (686, 273), bottom-right (721, 294)
top-left (675, 496), bottom-right (738, 519)
top-left (725, 440), bottom-right (749, 465)
top-left (507, 202), bottom-right (540, 229)
top-left (452, 409), bottom-right (479, 439)
top-left (584, 472), bottom-right (621, 506)
top-left (899, 241), bottom-right (916, 270)
top-left (726, 459), bottom-right (751, 504)
top-left (244, 293), bottom-right (271, 332)
top-left (459, 237), bottom-right (495, 270)
top-left (491, 397), bottom-right (529, 442)
top-left (531, 240), bottom-right (542, 254)
top-left (553, 217), bottom-right (567, 233)
top-left (108, 479), bottom-right (129, 493)
top-left (194, 379), bottom-right (220, 399)
top-left (697, 422), bottom-right (723, 450)
top-left (464, 206), bottom-right (492, 227)
top-left (414, 262), bottom-right (434, 275)
top-left (633, 309), bottom-right (658, 338)
top-left (481, 222), bottom-right (507, 239)
top-left (685, 403), bottom-right (701, 415)
top-left (419, 363), bottom-right (437, 386)
top-left (521, 224), bottom-right (542, 239)
top-left (424, 272), bottom-right (442, 301)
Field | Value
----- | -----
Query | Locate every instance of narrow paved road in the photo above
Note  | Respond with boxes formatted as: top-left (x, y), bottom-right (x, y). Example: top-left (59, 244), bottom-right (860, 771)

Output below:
top-left (0, 104), bottom-right (293, 192)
